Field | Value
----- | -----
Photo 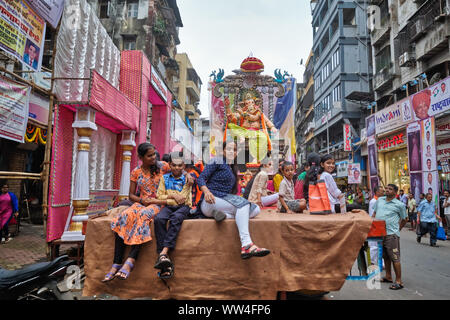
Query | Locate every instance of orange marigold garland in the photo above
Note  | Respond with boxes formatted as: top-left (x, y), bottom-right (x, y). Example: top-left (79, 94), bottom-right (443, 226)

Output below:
top-left (24, 124), bottom-right (47, 145)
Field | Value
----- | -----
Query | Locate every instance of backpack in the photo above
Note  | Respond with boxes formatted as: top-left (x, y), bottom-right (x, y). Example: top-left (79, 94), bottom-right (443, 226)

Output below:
top-left (308, 179), bottom-right (332, 215)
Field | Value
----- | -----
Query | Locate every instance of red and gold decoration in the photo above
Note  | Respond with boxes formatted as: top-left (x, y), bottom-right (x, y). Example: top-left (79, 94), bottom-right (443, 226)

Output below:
top-left (240, 57), bottom-right (264, 73)
top-left (24, 124), bottom-right (47, 145)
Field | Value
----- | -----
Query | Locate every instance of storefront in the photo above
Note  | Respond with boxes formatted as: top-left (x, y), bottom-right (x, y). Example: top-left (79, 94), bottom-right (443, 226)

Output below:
top-left (366, 75), bottom-right (450, 206)
top-left (376, 130), bottom-right (409, 192)
top-left (436, 114), bottom-right (450, 192)
top-left (366, 96), bottom-right (414, 194)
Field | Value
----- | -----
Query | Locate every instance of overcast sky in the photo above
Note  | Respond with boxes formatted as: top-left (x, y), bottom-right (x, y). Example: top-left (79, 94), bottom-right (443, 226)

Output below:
top-left (176, 0), bottom-right (314, 118)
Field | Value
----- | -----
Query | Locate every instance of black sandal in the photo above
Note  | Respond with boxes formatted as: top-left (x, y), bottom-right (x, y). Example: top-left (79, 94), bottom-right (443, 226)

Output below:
top-left (389, 283), bottom-right (404, 290)
top-left (378, 277), bottom-right (393, 283)
top-left (158, 265), bottom-right (174, 279)
top-left (154, 253), bottom-right (172, 270)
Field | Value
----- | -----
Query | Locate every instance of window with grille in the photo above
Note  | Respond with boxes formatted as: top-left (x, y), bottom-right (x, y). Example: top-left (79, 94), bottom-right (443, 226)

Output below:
top-left (127, 2), bottom-right (138, 18)
top-left (123, 35), bottom-right (137, 50)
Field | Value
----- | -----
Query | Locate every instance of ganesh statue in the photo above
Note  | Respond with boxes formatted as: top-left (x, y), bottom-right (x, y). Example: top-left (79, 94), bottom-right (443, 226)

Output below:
top-left (223, 89), bottom-right (277, 161)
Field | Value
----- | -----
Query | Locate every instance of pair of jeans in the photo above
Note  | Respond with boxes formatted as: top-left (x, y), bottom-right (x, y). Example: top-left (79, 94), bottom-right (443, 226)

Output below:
top-left (154, 205), bottom-right (190, 253)
top-left (201, 196), bottom-right (261, 247)
top-left (417, 221), bottom-right (437, 245)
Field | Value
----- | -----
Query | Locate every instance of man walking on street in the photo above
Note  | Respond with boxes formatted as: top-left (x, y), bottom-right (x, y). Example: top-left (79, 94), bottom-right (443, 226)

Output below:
top-left (417, 193), bottom-right (442, 247)
top-left (443, 190), bottom-right (450, 233)
top-left (407, 193), bottom-right (417, 231)
top-left (373, 184), bottom-right (407, 290)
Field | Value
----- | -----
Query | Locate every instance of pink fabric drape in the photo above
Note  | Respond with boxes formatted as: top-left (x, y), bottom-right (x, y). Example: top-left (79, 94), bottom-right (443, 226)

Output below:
top-left (47, 105), bottom-right (74, 242)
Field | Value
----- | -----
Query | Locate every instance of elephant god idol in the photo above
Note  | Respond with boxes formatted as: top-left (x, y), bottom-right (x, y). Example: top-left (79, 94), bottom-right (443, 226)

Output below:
top-left (223, 90), bottom-right (277, 161)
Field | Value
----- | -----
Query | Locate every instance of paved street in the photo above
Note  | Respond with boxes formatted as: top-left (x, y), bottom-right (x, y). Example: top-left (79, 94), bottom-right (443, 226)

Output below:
top-left (328, 228), bottom-right (450, 300)
top-left (0, 222), bottom-right (74, 270)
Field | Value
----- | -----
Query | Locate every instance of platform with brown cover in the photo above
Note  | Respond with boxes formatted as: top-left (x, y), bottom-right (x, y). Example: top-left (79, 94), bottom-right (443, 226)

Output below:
top-left (82, 206), bottom-right (372, 300)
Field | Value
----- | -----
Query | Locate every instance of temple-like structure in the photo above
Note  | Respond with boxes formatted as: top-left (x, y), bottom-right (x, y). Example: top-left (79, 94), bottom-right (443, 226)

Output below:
top-left (209, 56), bottom-right (297, 168)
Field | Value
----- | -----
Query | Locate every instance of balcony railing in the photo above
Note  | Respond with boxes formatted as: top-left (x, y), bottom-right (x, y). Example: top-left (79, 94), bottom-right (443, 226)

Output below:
top-left (374, 66), bottom-right (395, 90)
top-left (409, 0), bottom-right (449, 42)
top-left (186, 80), bottom-right (200, 100)
top-left (371, 16), bottom-right (391, 46)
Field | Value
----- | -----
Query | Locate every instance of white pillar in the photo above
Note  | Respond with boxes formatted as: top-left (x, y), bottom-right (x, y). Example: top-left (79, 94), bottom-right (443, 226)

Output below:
top-left (62, 108), bottom-right (97, 241)
top-left (118, 131), bottom-right (136, 201)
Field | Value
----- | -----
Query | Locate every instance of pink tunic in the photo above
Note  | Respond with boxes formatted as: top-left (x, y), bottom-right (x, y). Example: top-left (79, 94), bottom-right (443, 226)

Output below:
top-left (0, 192), bottom-right (13, 229)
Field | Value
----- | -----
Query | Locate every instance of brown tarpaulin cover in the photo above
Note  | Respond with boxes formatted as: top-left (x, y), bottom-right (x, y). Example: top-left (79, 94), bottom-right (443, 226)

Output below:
top-left (82, 206), bottom-right (372, 300)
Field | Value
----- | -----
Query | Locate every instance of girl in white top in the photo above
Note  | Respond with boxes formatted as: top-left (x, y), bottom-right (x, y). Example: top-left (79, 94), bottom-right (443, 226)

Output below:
top-left (305, 153), bottom-right (344, 213)
top-left (319, 155), bottom-right (344, 213)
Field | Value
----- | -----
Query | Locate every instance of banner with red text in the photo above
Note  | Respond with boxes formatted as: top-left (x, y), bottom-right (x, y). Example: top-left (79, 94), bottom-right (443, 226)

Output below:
top-left (344, 124), bottom-right (351, 152)
top-left (0, 0), bottom-right (46, 71)
top-left (0, 75), bottom-right (30, 143)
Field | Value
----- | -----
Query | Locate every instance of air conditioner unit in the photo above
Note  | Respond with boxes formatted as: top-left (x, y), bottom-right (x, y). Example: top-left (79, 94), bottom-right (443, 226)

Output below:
top-left (399, 53), bottom-right (406, 67)
top-left (399, 52), bottom-right (416, 67)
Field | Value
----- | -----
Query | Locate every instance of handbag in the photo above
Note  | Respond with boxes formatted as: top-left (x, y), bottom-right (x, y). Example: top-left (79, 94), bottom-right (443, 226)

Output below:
top-left (436, 222), bottom-right (447, 241)
top-left (308, 179), bottom-right (332, 215)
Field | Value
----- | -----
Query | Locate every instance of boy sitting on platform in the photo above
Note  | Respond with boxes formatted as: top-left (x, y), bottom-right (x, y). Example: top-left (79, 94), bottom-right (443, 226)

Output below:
top-left (154, 153), bottom-right (192, 279)
top-left (278, 161), bottom-right (306, 214)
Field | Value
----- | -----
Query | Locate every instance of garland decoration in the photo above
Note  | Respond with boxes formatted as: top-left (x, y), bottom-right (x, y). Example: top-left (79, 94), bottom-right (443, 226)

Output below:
top-left (24, 124), bottom-right (47, 145)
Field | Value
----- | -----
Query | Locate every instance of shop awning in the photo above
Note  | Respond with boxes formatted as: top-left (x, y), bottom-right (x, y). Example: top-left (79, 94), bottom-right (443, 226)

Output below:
top-left (59, 70), bottom-right (140, 133)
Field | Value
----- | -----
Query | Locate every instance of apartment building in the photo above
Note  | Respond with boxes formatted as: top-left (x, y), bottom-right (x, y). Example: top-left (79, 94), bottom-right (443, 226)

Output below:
top-left (88, 0), bottom-right (183, 93)
top-left (174, 53), bottom-right (202, 131)
top-left (311, 0), bottom-right (373, 158)
top-left (295, 50), bottom-right (316, 164)
top-left (370, 0), bottom-right (450, 108)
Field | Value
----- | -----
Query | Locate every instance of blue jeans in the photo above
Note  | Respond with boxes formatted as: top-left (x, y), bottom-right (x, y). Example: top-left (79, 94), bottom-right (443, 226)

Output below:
top-left (417, 222), bottom-right (437, 245)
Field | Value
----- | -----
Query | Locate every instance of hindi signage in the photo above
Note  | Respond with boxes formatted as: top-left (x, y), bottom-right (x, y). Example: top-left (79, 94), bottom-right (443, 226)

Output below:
top-left (410, 76), bottom-right (450, 120)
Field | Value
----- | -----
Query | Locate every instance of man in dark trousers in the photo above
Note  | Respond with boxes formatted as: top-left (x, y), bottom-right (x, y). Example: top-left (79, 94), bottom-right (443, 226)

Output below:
top-left (417, 193), bottom-right (441, 247)
top-left (373, 184), bottom-right (408, 290)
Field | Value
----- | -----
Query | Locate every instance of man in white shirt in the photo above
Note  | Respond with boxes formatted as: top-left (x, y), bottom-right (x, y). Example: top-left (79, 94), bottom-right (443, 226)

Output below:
top-left (368, 186), bottom-right (385, 267)
top-left (444, 190), bottom-right (450, 232)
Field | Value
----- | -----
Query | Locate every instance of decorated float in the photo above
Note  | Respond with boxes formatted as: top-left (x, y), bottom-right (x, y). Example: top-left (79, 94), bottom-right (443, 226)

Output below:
top-left (82, 57), bottom-right (377, 300)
